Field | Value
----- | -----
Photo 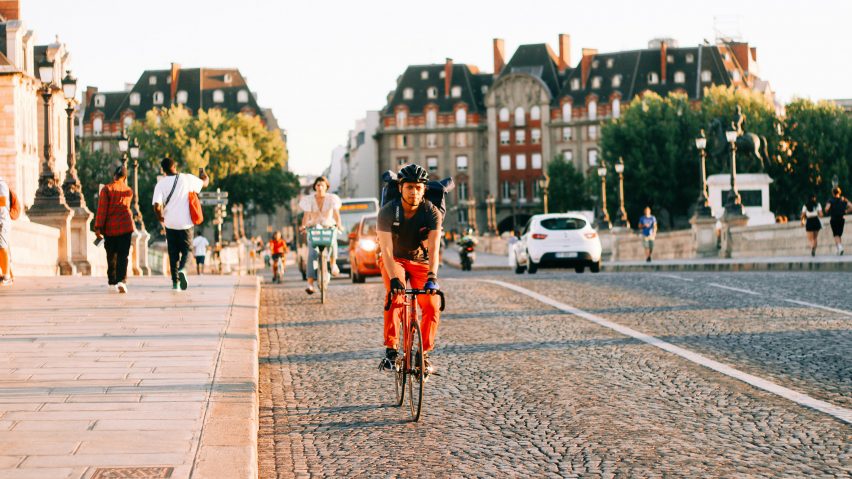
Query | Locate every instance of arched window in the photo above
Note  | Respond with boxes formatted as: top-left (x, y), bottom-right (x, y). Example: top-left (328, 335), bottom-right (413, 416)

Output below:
top-left (213, 90), bottom-right (224, 103)
top-left (588, 100), bottom-right (597, 120)
top-left (403, 88), bottom-right (414, 100)
top-left (237, 89), bottom-right (249, 103)
top-left (498, 107), bottom-right (510, 122)
top-left (426, 109), bottom-right (436, 128)
top-left (176, 90), bottom-right (188, 104)
top-left (612, 99), bottom-right (621, 118)
top-left (94, 95), bottom-right (105, 107)
top-left (530, 106), bottom-right (541, 120)
top-left (562, 103), bottom-right (572, 122)
top-left (129, 93), bottom-right (140, 106)
top-left (93, 117), bottom-right (103, 135)
top-left (153, 91), bottom-right (164, 105)
top-left (455, 108), bottom-right (467, 127)
top-left (514, 107), bottom-right (525, 126)
top-left (395, 110), bottom-right (407, 127)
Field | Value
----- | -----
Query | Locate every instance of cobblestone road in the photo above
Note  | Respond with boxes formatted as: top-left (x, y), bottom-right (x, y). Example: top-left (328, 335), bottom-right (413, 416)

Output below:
top-left (258, 267), bottom-right (851, 478)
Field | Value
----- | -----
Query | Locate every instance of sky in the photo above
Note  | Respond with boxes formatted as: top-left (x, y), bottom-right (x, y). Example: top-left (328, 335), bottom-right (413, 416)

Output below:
top-left (24, 0), bottom-right (852, 175)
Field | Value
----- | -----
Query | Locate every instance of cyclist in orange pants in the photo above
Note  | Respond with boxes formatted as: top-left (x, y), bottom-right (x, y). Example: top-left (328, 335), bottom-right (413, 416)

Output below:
top-left (376, 164), bottom-right (442, 372)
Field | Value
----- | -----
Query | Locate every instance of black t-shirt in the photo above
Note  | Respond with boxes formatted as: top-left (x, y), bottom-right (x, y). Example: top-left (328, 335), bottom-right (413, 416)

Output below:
top-left (377, 199), bottom-right (441, 263)
top-left (827, 197), bottom-right (848, 220)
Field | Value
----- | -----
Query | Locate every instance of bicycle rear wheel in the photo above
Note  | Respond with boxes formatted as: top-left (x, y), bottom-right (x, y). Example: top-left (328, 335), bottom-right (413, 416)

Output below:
top-left (407, 318), bottom-right (425, 422)
top-left (319, 248), bottom-right (327, 304)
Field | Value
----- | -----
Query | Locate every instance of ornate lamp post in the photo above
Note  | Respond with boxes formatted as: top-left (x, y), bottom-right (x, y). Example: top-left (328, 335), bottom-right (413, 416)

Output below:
top-left (723, 126), bottom-right (744, 218)
top-left (118, 129), bottom-right (129, 166)
top-left (537, 174), bottom-right (550, 214)
top-left (509, 183), bottom-right (518, 234)
top-left (614, 157), bottom-right (629, 227)
top-left (693, 130), bottom-right (712, 218)
top-left (596, 163), bottom-right (611, 230)
top-left (60, 71), bottom-right (85, 208)
top-left (128, 138), bottom-right (144, 229)
top-left (485, 194), bottom-right (496, 234)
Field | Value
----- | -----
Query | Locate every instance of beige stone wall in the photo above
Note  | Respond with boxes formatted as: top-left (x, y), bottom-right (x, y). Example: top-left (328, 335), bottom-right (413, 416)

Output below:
top-left (0, 73), bottom-right (40, 208)
top-left (6, 219), bottom-right (60, 276)
top-left (729, 215), bottom-right (852, 258)
top-left (613, 229), bottom-right (697, 261)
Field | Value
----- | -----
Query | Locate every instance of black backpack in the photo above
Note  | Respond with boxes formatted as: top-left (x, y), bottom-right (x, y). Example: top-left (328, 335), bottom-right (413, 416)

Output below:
top-left (380, 170), bottom-right (454, 235)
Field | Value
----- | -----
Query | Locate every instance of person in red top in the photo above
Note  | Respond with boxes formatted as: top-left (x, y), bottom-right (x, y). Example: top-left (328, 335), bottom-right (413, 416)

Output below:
top-left (94, 166), bottom-right (135, 293)
top-left (268, 231), bottom-right (289, 283)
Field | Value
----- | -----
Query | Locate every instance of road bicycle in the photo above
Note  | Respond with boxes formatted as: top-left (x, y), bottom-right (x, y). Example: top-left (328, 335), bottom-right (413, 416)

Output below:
top-left (384, 286), bottom-right (445, 422)
top-left (271, 254), bottom-right (285, 284)
top-left (307, 226), bottom-right (337, 304)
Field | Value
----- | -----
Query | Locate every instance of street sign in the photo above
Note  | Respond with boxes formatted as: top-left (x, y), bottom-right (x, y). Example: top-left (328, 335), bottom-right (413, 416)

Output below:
top-left (200, 198), bottom-right (229, 206)
top-left (198, 192), bottom-right (228, 200)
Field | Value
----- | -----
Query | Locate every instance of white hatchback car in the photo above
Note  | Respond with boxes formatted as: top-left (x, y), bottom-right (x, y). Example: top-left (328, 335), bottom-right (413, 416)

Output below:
top-left (513, 213), bottom-right (602, 274)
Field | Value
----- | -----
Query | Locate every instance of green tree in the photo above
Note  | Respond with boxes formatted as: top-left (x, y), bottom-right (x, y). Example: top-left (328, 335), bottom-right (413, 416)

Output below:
top-left (547, 154), bottom-right (594, 212)
top-left (75, 141), bottom-right (125, 211)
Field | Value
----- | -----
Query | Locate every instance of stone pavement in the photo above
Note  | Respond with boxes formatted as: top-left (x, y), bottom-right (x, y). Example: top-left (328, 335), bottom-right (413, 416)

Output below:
top-left (0, 275), bottom-right (260, 479)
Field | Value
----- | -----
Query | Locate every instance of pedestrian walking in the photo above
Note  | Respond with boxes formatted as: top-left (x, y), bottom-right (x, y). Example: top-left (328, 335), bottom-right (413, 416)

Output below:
top-left (638, 206), bottom-right (657, 262)
top-left (0, 173), bottom-right (15, 286)
top-left (192, 231), bottom-right (209, 275)
top-left (152, 157), bottom-right (209, 291)
top-left (94, 165), bottom-right (135, 293)
top-left (824, 187), bottom-right (851, 255)
top-left (801, 194), bottom-right (823, 257)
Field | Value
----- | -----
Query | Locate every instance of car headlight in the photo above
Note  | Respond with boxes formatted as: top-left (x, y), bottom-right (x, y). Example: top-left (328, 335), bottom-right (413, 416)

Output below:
top-left (358, 239), bottom-right (377, 252)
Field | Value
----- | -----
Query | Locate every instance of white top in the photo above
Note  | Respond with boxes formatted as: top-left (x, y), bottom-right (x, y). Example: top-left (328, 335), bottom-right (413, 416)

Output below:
top-left (802, 204), bottom-right (822, 219)
top-left (152, 174), bottom-right (204, 230)
top-left (299, 193), bottom-right (341, 227)
top-left (0, 178), bottom-right (9, 224)
top-left (192, 235), bottom-right (209, 256)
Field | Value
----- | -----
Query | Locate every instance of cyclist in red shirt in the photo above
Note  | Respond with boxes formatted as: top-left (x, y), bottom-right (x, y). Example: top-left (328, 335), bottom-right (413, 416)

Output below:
top-left (268, 231), bottom-right (288, 284)
top-left (377, 164), bottom-right (442, 372)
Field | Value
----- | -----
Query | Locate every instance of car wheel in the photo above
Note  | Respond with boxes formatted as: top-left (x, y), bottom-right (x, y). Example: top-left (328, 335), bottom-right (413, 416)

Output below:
top-left (590, 261), bottom-right (601, 273)
top-left (514, 258), bottom-right (526, 274)
top-left (527, 253), bottom-right (538, 274)
top-left (574, 265), bottom-right (584, 274)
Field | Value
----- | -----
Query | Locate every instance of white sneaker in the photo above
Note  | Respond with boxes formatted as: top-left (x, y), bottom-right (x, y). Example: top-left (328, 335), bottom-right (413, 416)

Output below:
top-left (331, 263), bottom-right (341, 277)
top-left (305, 284), bottom-right (315, 295)
top-left (116, 282), bottom-right (128, 294)
top-left (1, 277), bottom-right (13, 287)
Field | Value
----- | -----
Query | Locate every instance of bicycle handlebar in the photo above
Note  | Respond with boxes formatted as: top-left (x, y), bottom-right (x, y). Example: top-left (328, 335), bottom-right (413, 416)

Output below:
top-left (384, 289), bottom-right (445, 312)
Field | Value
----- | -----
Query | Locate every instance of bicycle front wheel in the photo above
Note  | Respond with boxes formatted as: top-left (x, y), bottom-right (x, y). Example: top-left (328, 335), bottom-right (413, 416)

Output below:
top-left (407, 319), bottom-right (425, 422)
top-left (319, 248), bottom-right (327, 304)
top-left (394, 322), bottom-right (406, 407)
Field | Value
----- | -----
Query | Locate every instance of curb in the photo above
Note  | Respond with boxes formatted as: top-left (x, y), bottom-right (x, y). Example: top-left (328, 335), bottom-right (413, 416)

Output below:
top-left (603, 261), bottom-right (852, 273)
top-left (192, 276), bottom-right (261, 479)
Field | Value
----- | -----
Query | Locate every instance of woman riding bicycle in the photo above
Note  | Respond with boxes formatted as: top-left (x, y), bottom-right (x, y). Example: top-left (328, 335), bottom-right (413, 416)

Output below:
top-left (377, 164), bottom-right (442, 373)
top-left (299, 176), bottom-right (343, 295)
top-left (268, 231), bottom-right (288, 284)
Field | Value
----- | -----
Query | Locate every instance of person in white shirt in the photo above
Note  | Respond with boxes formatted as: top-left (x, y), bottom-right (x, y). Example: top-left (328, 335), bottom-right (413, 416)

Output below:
top-left (0, 174), bottom-right (12, 285)
top-left (192, 232), bottom-right (210, 275)
top-left (152, 157), bottom-right (209, 290)
top-left (299, 176), bottom-right (342, 294)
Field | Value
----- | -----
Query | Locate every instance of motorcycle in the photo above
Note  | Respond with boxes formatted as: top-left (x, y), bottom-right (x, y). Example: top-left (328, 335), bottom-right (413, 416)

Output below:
top-left (458, 240), bottom-right (476, 271)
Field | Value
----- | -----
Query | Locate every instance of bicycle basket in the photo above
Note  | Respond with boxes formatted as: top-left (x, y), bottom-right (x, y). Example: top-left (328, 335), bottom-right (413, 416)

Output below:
top-left (307, 228), bottom-right (336, 247)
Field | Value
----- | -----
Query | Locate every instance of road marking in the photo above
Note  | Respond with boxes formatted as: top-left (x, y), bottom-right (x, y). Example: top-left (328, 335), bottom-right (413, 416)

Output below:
top-left (782, 298), bottom-right (852, 318)
top-left (482, 279), bottom-right (852, 425)
top-left (657, 274), bottom-right (694, 282)
top-left (707, 282), bottom-right (761, 296)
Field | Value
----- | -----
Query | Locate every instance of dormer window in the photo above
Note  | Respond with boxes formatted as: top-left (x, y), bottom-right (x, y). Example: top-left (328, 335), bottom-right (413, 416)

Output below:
top-left (94, 95), bottom-right (105, 107)
top-left (396, 110), bottom-right (407, 127)
top-left (420, 71), bottom-right (429, 80)
top-left (647, 72), bottom-right (659, 84)
top-left (588, 100), bottom-right (597, 120)
top-left (606, 58), bottom-right (614, 68)
top-left (571, 78), bottom-right (580, 90)
top-left (427, 87), bottom-right (438, 99)
top-left (153, 91), bottom-right (164, 105)
top-left (562, 103), bottom-right (572, 122)
top-left (213, 89), bottom-right (224, 103)
top-left (701, 70), bottom-right (712, 82)
top-left (612, 75), bottom-right (622, 88)
top-left (455, 108), bottom-right (467, 127)
top-left (451, 86), bottom-right (462, 98)
top-left (237, 90), bottom-right (249, 103)
top-left (674, 71), bottom-right (686, 84)
top-left (731, 70), bottom-right (741, 82)
top-left (426, 109), bottom-right (437, 128)
top-left (481, 85), bottom-right (488, 94)
top-left (93, 117), bottom-right (103, 135)
top-left (612, 99), bottom-right (621, 118)
top-left (667, 54), bottom-right (674, 63)
top-left (403, 88), bottom-right (414, 100)
top-left (686, 53), bottom-right (694, 63)
top-left (149, 75), bottom-right (157, 85)
top-left (224, 73), bottom-right (233, 83)
top-left (129, 92), bottom-right (140, 106)
top-left (591, 76), bottom-right (602, 89)
top-left (439, 70), bottom-right (445, 79)
top-left (176, 90), bottom-right (188, 104)
top-left (592, 60), bottom-right (599, 68)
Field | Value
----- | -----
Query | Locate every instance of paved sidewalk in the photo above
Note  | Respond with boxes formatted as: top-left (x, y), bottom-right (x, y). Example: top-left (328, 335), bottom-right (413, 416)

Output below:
top-left (0, 276), bottom-right (260, 479)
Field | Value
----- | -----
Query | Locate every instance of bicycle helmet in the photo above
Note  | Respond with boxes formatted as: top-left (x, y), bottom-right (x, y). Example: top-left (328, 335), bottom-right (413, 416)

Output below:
top-left (397, 164), bottom-right (429, 184)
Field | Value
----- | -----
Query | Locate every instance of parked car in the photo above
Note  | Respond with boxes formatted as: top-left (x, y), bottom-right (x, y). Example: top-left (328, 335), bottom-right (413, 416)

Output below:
top-left (513, 213), bottom-right (602, 274)
top-left (349, 214), bottom-right (381, 283)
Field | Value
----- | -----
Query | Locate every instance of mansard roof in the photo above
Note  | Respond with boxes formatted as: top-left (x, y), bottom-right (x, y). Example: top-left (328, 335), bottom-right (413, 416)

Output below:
top-left (382, 63), bottom-right (490, 116)
top-left (500, 43), bottom-right (568, 99)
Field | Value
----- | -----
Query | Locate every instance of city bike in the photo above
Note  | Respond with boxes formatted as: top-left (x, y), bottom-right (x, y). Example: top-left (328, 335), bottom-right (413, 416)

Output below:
top-left (384, 287), bottom-right (445, 422)
top-left (307, 226), bottom-right (337, 304)
top-left (271, 254), bottom-right (285, 284)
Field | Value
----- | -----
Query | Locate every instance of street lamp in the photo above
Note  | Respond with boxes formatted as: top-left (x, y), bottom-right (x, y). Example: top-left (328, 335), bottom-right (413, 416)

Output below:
top-left (60, 70), bottom-right (85, 208)
top-left (693, 130), bottom-right (712, 218)
top-left (596, 163), bottom-right (611, 230)
top-left (537, 174), bottom-right (550, 214)
top-left (614, 157), bottom-right (629, 227)
top-left (128, 137), bottom-right (145, 231)
top-left (118, 129), bottom-right (129, 165)
top-left (723, 125), bottom-right (744, 218)
top-left (509, 183), bottom-right (518, 235)
top-left (31, 55), bottom-right (68, 209)
top-left (485, 194), bottom-right (496, 234)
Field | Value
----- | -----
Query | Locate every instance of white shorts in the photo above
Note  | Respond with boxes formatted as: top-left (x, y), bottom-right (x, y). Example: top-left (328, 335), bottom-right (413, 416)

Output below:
top-left (0, 221), bottom-right (9, 249)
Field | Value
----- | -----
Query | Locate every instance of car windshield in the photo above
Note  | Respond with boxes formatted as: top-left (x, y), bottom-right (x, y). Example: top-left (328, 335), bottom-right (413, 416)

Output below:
top-left (540, 217), bottom-right (586, 230)
top-left (361, 217), bottom-right (377, 236)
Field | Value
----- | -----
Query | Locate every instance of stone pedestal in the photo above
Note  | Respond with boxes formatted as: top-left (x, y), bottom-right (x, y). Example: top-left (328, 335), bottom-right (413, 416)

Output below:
top-left (69, 206), bottom-right (93, 275)
top-left (610, 227), bottom-right (633, 262)
top-left (720, 215), bottom-right (748, 259)
top-left (690, 216), bottom-right (718, 258)
top-left (131, 230), bottom-right (151, 276)
top-left (598, 229), bottom-right (614, 262)
top-left (28, 205), bottom-right (76, 276)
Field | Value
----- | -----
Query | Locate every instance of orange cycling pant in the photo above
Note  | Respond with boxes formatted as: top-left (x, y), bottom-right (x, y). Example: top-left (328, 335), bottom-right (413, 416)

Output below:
top-left (379, 256), bottom-right (441, 352)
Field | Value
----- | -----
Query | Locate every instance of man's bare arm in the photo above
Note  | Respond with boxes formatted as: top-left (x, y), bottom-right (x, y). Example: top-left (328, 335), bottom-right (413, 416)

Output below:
top-left (426, 229), bottom-right (441, 277)
top-left (377, 230), bottom-right (404, 281)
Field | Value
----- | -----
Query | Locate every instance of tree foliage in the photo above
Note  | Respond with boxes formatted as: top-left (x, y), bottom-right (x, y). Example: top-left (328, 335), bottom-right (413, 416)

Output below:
top-left (547, 154), bottom-right (594, 213)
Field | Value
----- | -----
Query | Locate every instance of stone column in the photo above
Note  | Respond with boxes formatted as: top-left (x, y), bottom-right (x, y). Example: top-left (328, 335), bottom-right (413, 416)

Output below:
top-left (719, 215), bottom-right (748, 259)
top-left (609, 227), bottom-right (632, 262)
top-left (691, 216), bottom-right (718, 258)
top-left (63, 103), bottom-right (93, 275)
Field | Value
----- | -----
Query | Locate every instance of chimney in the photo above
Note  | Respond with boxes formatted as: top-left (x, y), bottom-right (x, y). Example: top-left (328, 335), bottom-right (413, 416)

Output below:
top-left (444, 58), bottom-right (453, 98)
top-left (493, 38), bottom-right (505, 76)
top-left (750, 47), bottom-right (757, 61)
top-left (660, 41), bottom-right (667, 84)
top-left (170, 62), bottom-right (181, 103)
top-left (558, 34), bottom-right (571, 73)
top-left (84, 86), bottom-right (97, 107)
top-left (0, 1), bottom-right (20, 21)
top-left (580, 48), bottom-right (597, 89)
